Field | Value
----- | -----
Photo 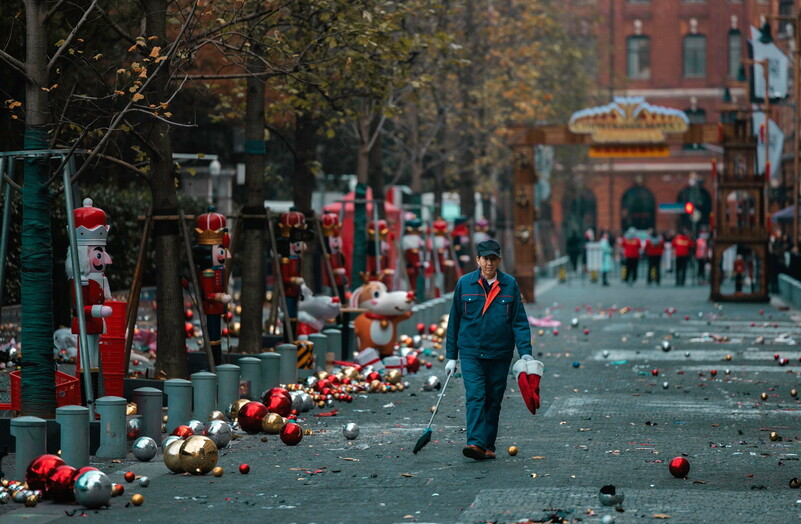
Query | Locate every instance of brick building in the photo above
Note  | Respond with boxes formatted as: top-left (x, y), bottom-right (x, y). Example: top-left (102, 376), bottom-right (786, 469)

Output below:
top-left (550, 0), bottom-right (782, 247)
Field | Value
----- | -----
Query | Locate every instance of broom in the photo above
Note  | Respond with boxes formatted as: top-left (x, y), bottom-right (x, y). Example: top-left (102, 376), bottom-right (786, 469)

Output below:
top-left (412, 372), bottom-right (453, 454)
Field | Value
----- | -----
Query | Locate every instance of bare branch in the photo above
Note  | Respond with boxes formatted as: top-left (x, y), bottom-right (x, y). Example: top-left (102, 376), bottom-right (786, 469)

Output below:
top-left (45, 0), bottom-right (69, 22)
top-left (94, 153), bottom-right (151, 181)
top-left (3, 174), bottom-right (22, 192)
top-left (187, 4), bottom-right (289, 47)
top-left (96, 5), bottom-right (138, 46)
top-left (0, 48), bottom-right (33, 83)
top-left (48, 0), bottom-right (101, 72)
top-left (128, 108), bottom-right (197, 127)
top-left (185, 70), bottom-right (284, 80)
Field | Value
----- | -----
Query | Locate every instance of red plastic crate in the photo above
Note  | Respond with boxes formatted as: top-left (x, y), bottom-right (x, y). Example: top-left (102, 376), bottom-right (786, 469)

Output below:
top-left (102, 300), bottom-right (127, 338)
top-left (99, 338), bottom-right (127, 375)
top-left (103, 372), bottom-right (124, 397)
top-left (10, 370), bottom-right (81, 412)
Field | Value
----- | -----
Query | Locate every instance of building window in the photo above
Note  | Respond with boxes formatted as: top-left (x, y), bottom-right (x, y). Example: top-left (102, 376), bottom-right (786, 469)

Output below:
top-left (779, 0), bottom-right (793, 17)
top-left (728, 30), bottom-right (741, 78)
top-left (684, 34), bottom-right (706, 78)
top-left (627, 36), bottom-right (651, 79)
top-left (684, 107), bottom-right (707, 150)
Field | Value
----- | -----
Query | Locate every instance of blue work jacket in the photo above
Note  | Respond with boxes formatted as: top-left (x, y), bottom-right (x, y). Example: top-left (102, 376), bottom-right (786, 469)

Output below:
top-left (445, 269), bottom-right (533, 360)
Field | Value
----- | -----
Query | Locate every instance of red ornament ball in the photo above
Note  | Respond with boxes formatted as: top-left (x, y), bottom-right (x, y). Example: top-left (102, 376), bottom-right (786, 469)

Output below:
top-left (124, 471), bottom-right (136, 483)
top-left (366, 371), bottom-right (381, 382)
top-left (406, 354), bottom-right (421, 373)
top-left (280, 422), bottom-right (303, 446)
top-left (46, 465), bottom-right (77, 503)
top-left (651, 369), bottom-right (659, 376)
top-left (264, 386), bottom-right (290, 400)
top-left (26, 454), bottom-right (66, 491)
top-left (185, 309), bottom-right (193, 320)
top-left (553, 330), bottom-right (559, 336)
top-left (710, 369), bottom-right (717, 377)
top-left (239, 464), bottom-right (250, 474)
top-left (171, 425), bottom-right (194, 439)
top-left (425, 362), bottom-right (433, 369)
top-left (416, 322), bottom-right (425, 334)
top-left (684, 315), bottom-right (690, 321)
top-left (265, 394), bottom-right (292, 418)
top-left (668, 456), bottom-right (690, 478)
top-left (238, 401), bottom-right (269, 434)
top-left (583, 329), bottom-right (589, 335)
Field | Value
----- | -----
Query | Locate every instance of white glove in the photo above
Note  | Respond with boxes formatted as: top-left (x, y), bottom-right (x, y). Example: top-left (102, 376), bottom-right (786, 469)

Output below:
top-left (521, 354), bottom-right (534, 361)
top-left (444, 359), bottom-right (457, 376)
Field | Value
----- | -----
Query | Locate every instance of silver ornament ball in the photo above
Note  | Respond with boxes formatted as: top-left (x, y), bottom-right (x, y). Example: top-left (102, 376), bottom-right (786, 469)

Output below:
top-left (571, 318), bottom-right (579, 327)
top-left (423, 376), bottom-right (441, 391)
top-left (73, 470), bottom-right (112, 509)
top-left (138, 476), bottom-right (150, 488)
top-left (343, 422), bottom-right (360, 440)
top-left (0, 491), bottom-right (9, 504)
top-left (290, 391), bottom-right (305, 412)
top-left (205, 420), bottom-right (232, 449)
top-left (132, 436), bottom-right (158, 462)
top-left (661, 340), bottom-right (671, 352)
top-left (301, 392), bottom-right (314, 412)
top-left (126, 417), bottom-right (142, 440)
top-left (162, 435), bottom-right (182, 449)
top-left (186, 419), bottom-right (206, 435)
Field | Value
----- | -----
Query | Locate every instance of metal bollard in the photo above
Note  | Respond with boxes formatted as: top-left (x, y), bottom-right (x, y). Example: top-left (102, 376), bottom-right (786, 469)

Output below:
top-left (133, 387), bottom-right (163, 443)
top-left (321, 329), bottom-right (341, 367)
top-left (95, 396), bottom-right (127, 459)
top-left (308, 334), bottom-right (328, 372)
top-left (238, 357), bottom-right (262, 400)
top-left (163, 379), bottom-right (192, 433)
top-left (56, 405), bottom-right (90, 468)
top-left (276, 343), bottom-right (298, 385)
top-left (191, 372), bottom-right (217, 420)
top-left (216, 364), bottom-right (240, 413)
top-left (11, 416), bottom-right (47, 477)
top-left (258, 352), bottom-right (281, 391)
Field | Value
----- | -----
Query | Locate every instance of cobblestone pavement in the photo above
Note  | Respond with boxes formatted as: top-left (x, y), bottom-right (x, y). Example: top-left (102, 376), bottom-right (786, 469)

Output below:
top-left (3, 276), bottom-right (801, 523)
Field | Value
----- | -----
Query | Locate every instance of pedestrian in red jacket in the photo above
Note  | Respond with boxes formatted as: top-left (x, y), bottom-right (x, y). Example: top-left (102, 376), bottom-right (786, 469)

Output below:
top-left (644, 229), bottom-right (665, 285)
top-left (672, 229), bottom-right (694, 286)
top-left (621, 228), bottom-right (642, 285)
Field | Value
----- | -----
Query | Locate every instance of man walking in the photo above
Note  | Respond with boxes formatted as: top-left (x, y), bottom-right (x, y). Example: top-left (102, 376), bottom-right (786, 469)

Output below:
top-left (644, 229), bottom-right (664, 285)
top-left (672, 229), bottom-right (693, 286)
top-left (445, 239), bottom-right (533, 460)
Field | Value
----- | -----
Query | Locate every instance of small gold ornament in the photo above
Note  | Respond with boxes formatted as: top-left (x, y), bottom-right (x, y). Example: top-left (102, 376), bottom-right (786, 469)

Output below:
top-left (791, 389), bottom-right (798, 398)
top-left (385, 369), bottom-right (402, 385)
top-left (126, 403), bottom-right (138, 416)
top-left (179, 435), bottom-right (219, 475)
top-left (262, 413), bottom-right (285, 434)
top-left (725, 354), bottom-right (732, 361)
top-left (397, 383), bottom-right (405, 392)
top-left (317, 400), bottom-right (326, 408)
top-left (790, 477), bottom-right (801, 489)
top-left (430, 406), bottom-right (437, 413)
top-left (370, 379), bottom-right (382, 392)
top-left (131, 493), bottom-right (144, 506)
top-left (162, 415), bottom-right (168, 423)
top-left (537, 330), bottom-right (544, 336)
top-left (760, 392), bottom-right (768, 401)
top-left (315, 370), bottom-right (329, 380)
top-left (770, 432), bottom-right (781, 442)
top-left (508, 446), bottom-right (519, 456)
top-left (438, 355), bottom-right (445, 362)
top-left (25, 494), bottom-right (38, 507)
top-left (212, 467), bottom-right (224, 477)
top-left (112, 484), bottom-right (124, 497)
top-left (208, 410), bottom-right (225, 421)
top-left (303, 428), bottom-right (314, 436)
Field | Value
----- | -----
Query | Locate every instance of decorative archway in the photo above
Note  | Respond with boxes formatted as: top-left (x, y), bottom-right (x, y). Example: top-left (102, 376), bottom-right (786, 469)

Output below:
top-left (621, 185), bottom-right (656, 231)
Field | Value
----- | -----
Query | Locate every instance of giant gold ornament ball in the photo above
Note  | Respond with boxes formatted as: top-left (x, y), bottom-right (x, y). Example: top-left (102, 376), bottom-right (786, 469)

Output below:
top-left (131, 493), bottom-right (144, 506)
top-left (178, 435), bottom-right (219, 475)
top-left (228, 398), bottom-right (250, 421)
top-left (209, 410), bottom-right (226, 421)
top-left (508, 446), bottom-right (519, 456)
top-left (73, 470), bottom-right (112, 509)
top-left (163, 439), bottom-right (185, 473)
top-left (262, 412), bottom-right (286, 434)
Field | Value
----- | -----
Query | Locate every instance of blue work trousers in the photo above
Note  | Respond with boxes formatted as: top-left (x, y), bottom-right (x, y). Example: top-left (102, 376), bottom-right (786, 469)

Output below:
top-left (461, 354), bottom-right (512, 451)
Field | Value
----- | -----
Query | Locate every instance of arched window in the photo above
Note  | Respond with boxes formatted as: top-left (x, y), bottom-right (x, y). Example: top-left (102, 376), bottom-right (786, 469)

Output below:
top-left (684, 34), bottom-right (706, 78)
top-left (728, 29), bottom-right (742, 78)
top-left (627, 36), bottom-right (651, 79)
top-left (621, 186), bottom-right (656, 231)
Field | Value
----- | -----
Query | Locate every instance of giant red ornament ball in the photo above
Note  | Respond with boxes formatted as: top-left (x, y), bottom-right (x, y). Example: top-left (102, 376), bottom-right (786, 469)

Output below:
top-left (171, 425), bottom-right (194, 439)
top-left (263, 387), bottom-right (291, 404)
top-left (280, 422), bottom-right (303, 446)
top-left (238, 401), bottom-right (269, 434)
top-left (265, 394), bottom-right (292, 417)
top-left (26, 454), bottom-right (66, 491)
top-left (46, 465), bottom-right (77, 503)
top-left (668, 456), bottom-right (690, 478)
top-left (71, 466), bottom-right (99, 484)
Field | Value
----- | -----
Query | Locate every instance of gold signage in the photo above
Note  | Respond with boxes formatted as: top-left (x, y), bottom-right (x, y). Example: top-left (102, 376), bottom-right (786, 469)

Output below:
top-left (569, 97), bottom-right (689, 144)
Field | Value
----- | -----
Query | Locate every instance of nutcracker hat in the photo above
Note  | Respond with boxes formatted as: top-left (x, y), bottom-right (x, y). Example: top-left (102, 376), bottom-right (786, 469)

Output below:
top-left (475, 217), bottom-right (490, 232)
top-left (320, 211), bottom-right (341, 236)
top-left (73, 198), bottom-right (110, 246)
top-left (195, 206), bottom-right (229, 247)
top-left (432, 217), bottom-right (448, 236)
top-left (454, 215), bottom-right (467, 226)
top-left (368, 219), bottom-right (389, 239)
top-left (405, 217), bottom-right (422, 233)
top-left (278, 207), bottom-right (307, 237)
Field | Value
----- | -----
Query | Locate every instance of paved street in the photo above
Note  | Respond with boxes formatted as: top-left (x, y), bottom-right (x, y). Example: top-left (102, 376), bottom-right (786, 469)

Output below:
top-left (4, 274), bottom-right (801, 523)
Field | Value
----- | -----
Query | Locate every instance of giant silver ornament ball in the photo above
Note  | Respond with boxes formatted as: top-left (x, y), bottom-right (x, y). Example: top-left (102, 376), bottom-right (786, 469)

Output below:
top-left (187, 419), bottom-right (206, 435)
top-left (301, 392), bottom-right (314, 412)
top-left (0, 491), bottom-right (9, 504)
top-left (126, 417), bottom-right (142, 440)
top-left (290, 391), bottom-right (305, 413)
top-left (343, 422), bottom-right (360, 440)
top-left (423, 375), bottom-right (441, 391)
top-left (162, 435), bottom-right (182, 449)
top-left (73, 470), bottom-right (112, 509)
top-left (205, 420), bottom-right (231, 449)
top-left (132, 436), bottom-right (158, 462)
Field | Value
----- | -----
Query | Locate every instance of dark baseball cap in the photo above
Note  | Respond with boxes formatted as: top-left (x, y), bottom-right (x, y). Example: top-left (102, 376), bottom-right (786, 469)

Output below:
top-left (477, 239), bottom-right (502, 257)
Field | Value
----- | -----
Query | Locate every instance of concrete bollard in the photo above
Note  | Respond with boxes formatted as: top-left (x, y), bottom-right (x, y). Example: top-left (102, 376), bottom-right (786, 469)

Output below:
top-left (216, 364), bottom-right (240, 413)
top-left (308, 334), bottom-right (328, 372)
top-left (95, 396), bottom-right (127, 459)
top-left (276, 344), bottom-right (298, 385)
top-left (191, 372), bottom-right (217, 420)
top-left (258, 352), bottom-right (281, 391)
top-left (133, 387), bottom-right (163, 443)
top-left (163, 379), bottom-right (192, 433)
top-left (238, 357), bottom-right (262, 400)
top-left (56, 405), bottom-right (90, 468)
top-left (322, 329), bottom-right (341, 367)
top-left (11, 416), bottom-right (46, 476)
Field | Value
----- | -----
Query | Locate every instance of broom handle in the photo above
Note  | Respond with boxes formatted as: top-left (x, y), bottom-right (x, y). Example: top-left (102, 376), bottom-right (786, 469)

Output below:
top-left (426, 371), bottom-right (453, 429)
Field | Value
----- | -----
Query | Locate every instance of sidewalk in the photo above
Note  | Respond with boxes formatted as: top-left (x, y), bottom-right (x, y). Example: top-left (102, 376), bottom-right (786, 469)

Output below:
top-left (3, 276), bottom-right (801, 523)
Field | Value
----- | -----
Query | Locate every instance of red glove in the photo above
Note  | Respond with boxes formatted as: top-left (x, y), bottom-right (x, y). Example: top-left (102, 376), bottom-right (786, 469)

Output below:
top-left (512, 357), bottom-right (543, 415)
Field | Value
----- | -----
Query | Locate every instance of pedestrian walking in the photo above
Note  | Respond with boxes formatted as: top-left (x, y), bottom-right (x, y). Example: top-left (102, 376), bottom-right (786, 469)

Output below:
top-left (695, 231), bottom-right (709, 284)
top-left (644, 229), bottom-right (664, 285)
top-left (445, 239), bottom-right (533, 461)
top-left (672, 229), bottom-right (693, 286)
top-left (621, 228), bottom-right (641, 285)
top-left (600, 231), bottom-right (614, 286)
top-left (566, 233), bottom-right (582, 277)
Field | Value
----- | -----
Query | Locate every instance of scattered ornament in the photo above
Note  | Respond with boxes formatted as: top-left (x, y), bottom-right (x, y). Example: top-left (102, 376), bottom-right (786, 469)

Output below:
top-left (571, 318), bottom-right (579, 327)
top-left (598, 484), bottom-right (624, 506)
top-left (791, 389), bottom-right (798, 398)
top-left (111, 483), bottom-right (124, 497)
top-left (46, 465), bottom-right (77, 503)
top-left (790, 478), bottom-right (801, 489)
top-left (73, 470), bottom-right (112, 509)
top-left (572, 361), bottom-right (580, 368)
top-left (343, 422), bottom-right (360, 440)
top-left (508, 446), bottom-right (519, 456)
top-left (26, 454), bottom-right (65, 491)
top-left (583, 329), bottom-right (590, 336)
top-left (212, 467), bottom-right (224, 477)
top-left (130, 493), bottom-right (144, 506)
top-left (171, 425), bottom-right (194, 439)
top-left (710, 370), bottom-right (717, 377)
top-left (178, 435), bottom-right (218, 475)
top-left (602, 350), bottom-right (610, 358)
top-left (238, 401), bottom-right (269, 434)
top-left (661, 341), bottom-right (671, 352)
top-left (770, 432), bottom-right (781, 442)
top-left (684, 352), bottom-right (691, 358)
top-left (760, 392), bottom-right (768, 401)
top-left (186, 419), bottom-right (205, 435)
top-left (280, 422), bottom-right (303, 446)
top-left (126, 418), bottom-right (142, 440)
top-left (123, 471), bottom-right (135, 483)
top-left (725, 354), bottom-right (732, 361)
top-left (204, 420), bottom-right (232, 449)
top-left (132, 437), bottom-right (157, 462)
top-left (651, 369), bottom-right (659, 376)
top-left (239, 464), bottom-right (250, 474)
top-left (668, 457), bottom-right (690, 478)
top-left (662, 382), bottom-right (669, 390)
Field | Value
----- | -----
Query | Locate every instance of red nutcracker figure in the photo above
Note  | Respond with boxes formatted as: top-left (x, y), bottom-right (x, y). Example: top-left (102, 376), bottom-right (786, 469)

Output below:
top-left (366, 219), bottom-right (394, 289)
top-left (431, 217), bottom-right (455, 296)
top-left (321, 211), bottom-right (348, 303)
top-left (451, 215), bottom-right (471, 271)
top-left (277, 207), bottom-right (310, 341)
top-left (402, 217), bottom-right (424, 294)
top-left (67, 198), bottom-right (113, 402)
top-left (193, 206), bottom-right (232, 365)
top-left (473, 216), bottom-right (492, 245)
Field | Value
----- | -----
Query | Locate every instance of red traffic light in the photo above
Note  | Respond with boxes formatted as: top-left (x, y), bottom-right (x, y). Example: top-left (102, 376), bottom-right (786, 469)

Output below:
top-left (684, 202), bottom-right (694, 214)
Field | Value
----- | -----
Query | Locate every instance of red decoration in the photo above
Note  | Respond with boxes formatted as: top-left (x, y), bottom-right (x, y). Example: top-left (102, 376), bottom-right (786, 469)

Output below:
top-left (171, 425), bottom-right (194, 439)
top-left (425, 362), bottom-right (433, 369)
top-left (263, 387), bottom-right (291, 404)
top-left (124, 471), bottom-right (136, 483)
top-left (239, 464), bottom-right (250, 474)
top-left (26, 454), bottom-right (66, 491)
top-left (583, 329), bottom-right (590, 335)
top-left (366, 371), bottom-right (381, 382)
top-left (406, 353), bottom-right (420, 373)
top-left (46, 465), bottom-right (77, 503)
top-left (710, 369), bottom-right (717, 377)
top-left (416, 323), bottom-right (425, 334)
top-left (668, 456), bottom-right (690, 478)
top-left (265, 394), bottom-right (292, 418)
top-left (238, 401), bottom-right (269, 434)
top-left (280, 423), bottom-right (303, 446)
top-left (651, 369), bottom-right (659, 376)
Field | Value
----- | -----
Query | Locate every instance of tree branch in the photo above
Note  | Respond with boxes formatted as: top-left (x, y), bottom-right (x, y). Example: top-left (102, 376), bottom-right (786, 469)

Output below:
top-left (48, 0), bottom-right (100, 73)
top-left (185, 70), bottom-right (285, 80)
top-left (45, 0), bottom-right (69, 22)
top-left (96, 5), bottom-right (138, 46)
top-left (94, 153), bottom-right (151, 181)
top-left (0, 48), bottom-right (32, 83)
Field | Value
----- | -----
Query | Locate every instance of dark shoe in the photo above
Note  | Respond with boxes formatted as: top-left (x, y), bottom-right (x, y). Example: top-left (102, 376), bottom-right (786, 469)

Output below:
top-left (484, 449), bottom-right (496, 459)
top-left (462, 445), bottom-right (487, 461)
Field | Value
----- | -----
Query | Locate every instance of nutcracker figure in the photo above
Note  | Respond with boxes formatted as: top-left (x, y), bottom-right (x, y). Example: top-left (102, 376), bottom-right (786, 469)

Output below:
top-left (473, 216), bottom-right (493, 245)
top-left (66, 198), bottom-right (113, 402)
top-left (366, 219), bottom-right (394, 289)
top-left (321, 210), bottom-right (348, 303)
top-left (277, 207), bottom-right (310, 341)
top-left (451, 215), bottom-right (471, 271)
top-left (402, 217), bottom-right (424, 293)
top-left (193, 206), bottom-right (232, 366)
top-left (430, 217), bottom-right (454, 297)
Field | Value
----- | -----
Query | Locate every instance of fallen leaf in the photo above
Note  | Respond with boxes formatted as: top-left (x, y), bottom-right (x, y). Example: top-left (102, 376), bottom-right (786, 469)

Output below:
top-left (340, 457), bottom-right (359, 461)
top-left (401, 473), bottom-right (414, 477)
top-left (530, 456), bottom-right (545, 460)
top-left (653, 514), bottom-right (671, 519)
top-left (692, 480), bottom-right (707, 484)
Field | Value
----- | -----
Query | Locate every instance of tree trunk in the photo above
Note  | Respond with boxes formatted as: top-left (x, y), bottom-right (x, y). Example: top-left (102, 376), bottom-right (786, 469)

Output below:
top-left (146, 0), bottom-right (186, 378)
top-left (356, 117), bottom-right (370, 185)
top-left (409, 104), bottom-right (423, 194)
top-left (237, 50), bottom-right (266, 354)
top-left (20, 0), bottom-right (55, 417)
top-left (293, 114), bottom-right (318, 216)
top-left (368, 115), bottom-right (385, 220)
